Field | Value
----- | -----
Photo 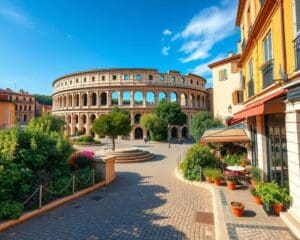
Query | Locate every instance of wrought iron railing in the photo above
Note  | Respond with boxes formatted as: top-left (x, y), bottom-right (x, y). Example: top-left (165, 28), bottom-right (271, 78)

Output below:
top-left (294, 35), bottom-right (300, 71)
top-left (262, 61), bottom-right (274, 88)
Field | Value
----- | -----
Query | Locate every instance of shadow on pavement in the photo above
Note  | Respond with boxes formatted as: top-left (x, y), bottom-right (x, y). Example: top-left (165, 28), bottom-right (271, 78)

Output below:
top-left (0, 171), bottom-right (186, 240)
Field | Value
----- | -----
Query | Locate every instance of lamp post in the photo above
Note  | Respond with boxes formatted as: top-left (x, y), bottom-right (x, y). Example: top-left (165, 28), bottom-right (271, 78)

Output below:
top-left (228, 104), bottom-right (232, 114)
top-left (168, 124), bottom-right (171, 148)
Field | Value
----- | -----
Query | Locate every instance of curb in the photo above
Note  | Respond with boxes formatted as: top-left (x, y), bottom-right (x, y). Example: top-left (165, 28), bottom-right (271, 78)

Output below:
top-left (0, 179), bottom-right (112, 232)
top-left (174, 167), bottom-right (229, 240)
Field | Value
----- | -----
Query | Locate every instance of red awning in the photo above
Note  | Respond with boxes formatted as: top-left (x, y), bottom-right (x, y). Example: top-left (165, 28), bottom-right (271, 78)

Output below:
top-left (227, 89), bottom-right (287, 125)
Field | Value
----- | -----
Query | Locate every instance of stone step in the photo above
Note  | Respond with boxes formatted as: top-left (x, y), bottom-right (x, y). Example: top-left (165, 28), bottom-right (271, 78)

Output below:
top-left (104, 148), bottom-right (155, 163)
top-left (114, 152), bottom-right (154, 161)
top-left (115, 153), bottom-right (155, 163)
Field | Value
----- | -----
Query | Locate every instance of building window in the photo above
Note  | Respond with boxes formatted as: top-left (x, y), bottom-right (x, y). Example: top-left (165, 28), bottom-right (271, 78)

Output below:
top-left (148, 75), bottom-right (153, 80)
top-left (262, 32), bottom-right (274, 88)
top-left (92, 76), bottom-right (95, 82)
top-left (76, 79), bottom-right (79, 83)
top-left (219, 69), bottom-right (227, 81)
top-left (124, 74), bottom-right (129, 80)
top-left (181, 77), bottom-right (185, 83)
top-left (102, 76), bottom-right (105, 81)
top-left (190, 79), bottom-right (193, 84)
top-left (170, 76), bottom-right (176, 82)
top-left (197, 81), bottom-right (199, 86)
top-left (232, 90), bottom-right (244, 105)
top-left (160, 75), bottom-right (165, 81)
top-left (19, 105), bottom-right (22, 111)
top-left (135, 74), bottom-right (142, 81)
top-left (84, 77), bottom-right (86, 82)
top-left (112, 75), bottom-right (117, 80)
top-left (249, 59), bottom-right (253, 80)
top-left (70, 80), bottom-right (72, 85)
top-left (294, 1), bottom-right (300, 70)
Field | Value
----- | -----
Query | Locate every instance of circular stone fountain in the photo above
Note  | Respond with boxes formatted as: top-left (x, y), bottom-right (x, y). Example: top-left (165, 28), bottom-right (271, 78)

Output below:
top-left (103, 148), bottom-right (154, 163)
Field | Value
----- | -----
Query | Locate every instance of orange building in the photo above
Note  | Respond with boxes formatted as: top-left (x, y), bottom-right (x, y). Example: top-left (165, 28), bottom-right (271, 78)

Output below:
top-left (0, 90), bottom-right (15, 129)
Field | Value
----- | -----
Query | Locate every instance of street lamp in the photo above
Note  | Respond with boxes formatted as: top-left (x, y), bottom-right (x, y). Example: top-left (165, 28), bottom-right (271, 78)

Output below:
top-left (228, 104), bottom-right (232, 114)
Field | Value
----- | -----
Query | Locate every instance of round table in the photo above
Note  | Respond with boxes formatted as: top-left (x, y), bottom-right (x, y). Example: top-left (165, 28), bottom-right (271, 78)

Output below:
top-left (226, 166), bottom-right (245, 171)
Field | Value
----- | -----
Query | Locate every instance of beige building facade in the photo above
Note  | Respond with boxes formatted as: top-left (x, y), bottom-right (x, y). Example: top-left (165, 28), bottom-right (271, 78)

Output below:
top-left (52, 68), bottom-right (209, 140)
top-left (208, 54), bottom-right (244, 122)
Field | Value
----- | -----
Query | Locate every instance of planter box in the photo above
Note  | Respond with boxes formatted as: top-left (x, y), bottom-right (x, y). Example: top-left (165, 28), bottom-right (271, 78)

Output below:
top-left (92, 155), bottom-right (116, 184)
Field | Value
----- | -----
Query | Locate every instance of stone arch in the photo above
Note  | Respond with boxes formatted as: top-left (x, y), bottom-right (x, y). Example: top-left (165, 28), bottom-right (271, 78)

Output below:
top-left (66, 114), bottom-right (71, 124)
top-left (74, 94), bottom-right (79, 107)
top-left (180, 93), bottom-right (188, 106)
top-left (63, 95), bottom-right (67, 107)
top-left (197, 95), bottom-right (201, 107)
top-left (169, 91), bottom-right (178, 103)
top-left (73, 114), bottom-right (79, 124)
top-left (23, 114), bottom-right (27, 123)
top-left (134, 91), bottom-right (143, 105)
top-left (171, 127), bottom-right (178, 139)
top-left (122, 91), bottom-right (130, 105)
top-left (158, 91), bottom-right (167, 102)
top-left (82, 127), bottom-right (86, 135)
top-left (91, 92), bottom-right (97, 106)
top-left (182, 127), bottom-right (188, 138)
top-left (134, 113), bottom-right (141, 124)
top-left (111, 91), bottom-right (118, 105)
top-left (82, 93), bottom-right (88, 106)
top-left (74, 127), bottom-right (78, 135)
top-left (100, 92), bottom-right (107, 106)
top-left (190, 94), bottom-right (196, 107)
top-left (81, 114), bottom-right (87, 124)
top-left (134, 127), bottom-right (143, 139)
top-left (90, 114), bottom-right (96, 124)
top-left (67, 95), bottom-right (72, 107)
top-left (146, 91), bottom-right (155, 105)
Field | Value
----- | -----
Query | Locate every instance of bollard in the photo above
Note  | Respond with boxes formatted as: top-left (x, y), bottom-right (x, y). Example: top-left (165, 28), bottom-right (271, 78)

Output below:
top-left (39, 185), bottom-right (43, 208)
top-left (92, 169), bottom-right (95, 185)
top-left (72, 175), bottom-right (75, 194)
top-left (199, 166), bottom-right (202, 182)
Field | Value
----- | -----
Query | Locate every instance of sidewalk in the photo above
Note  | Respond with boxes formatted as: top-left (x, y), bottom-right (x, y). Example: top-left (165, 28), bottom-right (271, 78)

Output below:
top-left (175, 167), bottom-right (299, 240)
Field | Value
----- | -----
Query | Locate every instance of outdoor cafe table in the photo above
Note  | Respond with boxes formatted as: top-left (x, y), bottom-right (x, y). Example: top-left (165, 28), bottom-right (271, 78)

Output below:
top-left (226, 165), bottom-right (245, 172)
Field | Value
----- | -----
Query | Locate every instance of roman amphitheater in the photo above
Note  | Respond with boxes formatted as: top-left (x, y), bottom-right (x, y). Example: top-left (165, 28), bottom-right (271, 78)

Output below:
top-left (52, 68), bottom-right (210, 140)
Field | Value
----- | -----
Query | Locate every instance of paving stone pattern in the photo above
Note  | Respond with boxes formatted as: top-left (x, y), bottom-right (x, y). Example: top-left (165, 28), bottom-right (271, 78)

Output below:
top-left (0, 141), bottom-right (215, 240)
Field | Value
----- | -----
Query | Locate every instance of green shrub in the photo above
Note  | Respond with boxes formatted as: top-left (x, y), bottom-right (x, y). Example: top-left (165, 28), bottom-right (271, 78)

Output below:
top-left (249, 167), bottom-right (263, 182)
top-left (0, 201), bottom-right (23, 219)
top-left (76, 136), bottom-right (94, 143)
top-left (223, 154), bottom-right (244, 166)
top-left (180, 144), bottom-right (217, 181)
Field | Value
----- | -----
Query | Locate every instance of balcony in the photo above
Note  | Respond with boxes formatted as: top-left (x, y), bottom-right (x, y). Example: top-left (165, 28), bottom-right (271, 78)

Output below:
top-left (248, 80), bottom-right (254, 98)
top-left (262, 61), bottom-right (274, 89)
top-left (294, 34), bottom-right (300, 71)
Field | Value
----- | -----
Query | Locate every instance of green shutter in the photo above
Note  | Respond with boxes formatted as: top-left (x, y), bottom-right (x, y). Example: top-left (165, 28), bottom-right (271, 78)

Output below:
top-left (296, 0), bottom-right (300, 33)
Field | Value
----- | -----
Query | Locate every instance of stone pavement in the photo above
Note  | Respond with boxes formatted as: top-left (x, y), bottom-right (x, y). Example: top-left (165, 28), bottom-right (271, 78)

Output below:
top-left (0, 141), bottom-right (215, 240)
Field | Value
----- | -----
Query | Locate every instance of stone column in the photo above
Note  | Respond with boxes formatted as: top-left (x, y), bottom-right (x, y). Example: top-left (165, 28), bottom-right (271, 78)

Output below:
top-left (143, 92), bottom-right (146, 107)
top-left (130, 90), bottom-right (134, 107)
top-left (71, 114), bottom-right (75, 135)
top-left (255, 115), bottom-right (268, 178)
top-left (98, 91), bottom-right (101, 108)
top-left (107, 91), bottom-right (111, 107)
top-left (87, 92), bottom-right (91, 108)
top-left (86, 114), bottom-right (90, 136)
top-left (118, 90), bottom-right (122, 106)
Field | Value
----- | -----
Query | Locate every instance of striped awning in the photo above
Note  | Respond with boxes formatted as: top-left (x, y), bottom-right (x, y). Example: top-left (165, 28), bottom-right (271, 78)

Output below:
top-left (200, 128), bottom-right (250, 143)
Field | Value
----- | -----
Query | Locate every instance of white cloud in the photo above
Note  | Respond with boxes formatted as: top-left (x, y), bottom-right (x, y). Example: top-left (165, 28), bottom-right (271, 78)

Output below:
top-left (190, 54), bottom-right (227, 76)
top-left (0, 7), bottom-right (31, 27)
top-left (163, 29), bottom-right (172, 36)
top-left (162, 46), bottom-right (170, 56)
top-left (169, 1), bottom-right (237, 63)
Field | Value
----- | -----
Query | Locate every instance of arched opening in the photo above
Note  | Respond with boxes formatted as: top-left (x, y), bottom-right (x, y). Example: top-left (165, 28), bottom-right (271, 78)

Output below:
top-left (82, 127), bottom-right (86, 135)
top-left (68, 95), bottom-right (72, 107)
top-left (23, 114), bottom-right (27, 123)
top-left (122, 91), bottom-right (130, 105)
top-left (158, 92), bottom-right (167, 102)
top-left (170, 92), bottom-right (178, 103)
top-left (82, 93), bottom-right (88, 106)
top-left (183, 114), bottom-right (188, 124)
top-left (111, 91), bottom-right (118, 105)
top-left (74, 127), bottom-right (78, 135)
top-left (100, 92), bottom-right (107, 106)
top-left (190, 94), bottom-right (196, 107)
top-left (63, 96), bottom-right (67, 107)
top-left (134, 127), bottom-right (143, 139)
top-left (91, 92), bottom-right (97, 106)
top-left (66, 115), bottom-right (71, 124)
top-left (73, 114), bottom-right (79, 124)
top-left (90, 114), bottom-right (96, 124)
top-left (134, 113), bottom-right (141, 124)
top-left (182, 127), bottom-right (188, 138)
top-left (197, 95), bottom-right (201, 107)
top-left (134, 91), bottom-right (143, 105)
top-left (180, 93), bottom-right (187, 106)
top-left (146, 91), bottom-right (155, 105)
top-left (81, 114), bottom-right (87, 124)
top-left (202, 96), bottom-right (206, 108)
top-left (171, 127), bottom-right (178, 139)
top-left (66, 126), bottom-right (71, 136)
top-left (74, 94), bottom-right (79, 107)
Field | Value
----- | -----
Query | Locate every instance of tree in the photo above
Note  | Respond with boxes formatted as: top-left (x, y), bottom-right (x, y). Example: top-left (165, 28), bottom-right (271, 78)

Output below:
top-left (33, 94), bottom-right (52, 105)
top-left (92, 108), bottom-right (131, 150)
top-left (140, 114), bottom-right (167, 141)
top-left (27, 115), bottom-right (65, 134)
top-left (190, 111), bottom-right (222, 142)
top-left (155, 100), bottom-right (186, 126)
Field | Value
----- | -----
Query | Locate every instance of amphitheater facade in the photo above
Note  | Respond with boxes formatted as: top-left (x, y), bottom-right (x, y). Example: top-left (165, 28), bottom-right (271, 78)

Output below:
top-left (52, 68), bottom-right (210, 140)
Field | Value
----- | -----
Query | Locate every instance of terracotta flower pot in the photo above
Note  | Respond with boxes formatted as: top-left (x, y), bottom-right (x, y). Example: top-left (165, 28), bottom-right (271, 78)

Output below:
top-left (205, 176), bottom-right (214, 183)
top-left (226, 181), bottom-right (236, 190)
top-left (272, 203), bottom-right (284, 215)
top-left (250, 179), bottom-right (257, 188)
top-left (230, 202), bottom-right (245, 217)
top-left (253, 195), bottom-right (263, 205)
top-left (214, 179), bottom-right (221, 186)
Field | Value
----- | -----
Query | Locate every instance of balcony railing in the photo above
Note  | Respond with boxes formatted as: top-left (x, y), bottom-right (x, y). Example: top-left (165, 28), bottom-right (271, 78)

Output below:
top-left (294, 35), bottom-right (300, 71)
top-left (262, 61), bottom-right (274, 89)
top-left (248, 80), bottom-right (254, 98)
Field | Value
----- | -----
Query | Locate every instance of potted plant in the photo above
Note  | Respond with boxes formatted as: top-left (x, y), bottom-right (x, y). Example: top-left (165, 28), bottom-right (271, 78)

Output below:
top-left (272, 188), bottom-right (292, 215)
top-left (203, 168), bottom-right (214, 183)
top-left (249, 167), bottom-right (262, 187)
top-left (211, 169), bottom-right (223, 186)
top-left (226, 175), bottom-right (237, 190)
top-left (250, 187), bottom-right (263, 205)
top-left (230, 201), bottom-right (245, 217)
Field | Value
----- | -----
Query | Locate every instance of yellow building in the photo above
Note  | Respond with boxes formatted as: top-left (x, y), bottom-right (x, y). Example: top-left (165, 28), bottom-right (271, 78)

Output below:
top-left (230, 0), bottom-right (300, 227)
top-left (0, 90), bottom-right (15, 129)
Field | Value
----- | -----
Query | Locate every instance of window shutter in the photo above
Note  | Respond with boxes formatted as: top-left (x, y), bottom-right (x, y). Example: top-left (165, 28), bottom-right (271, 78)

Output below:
top-left (225, 69), bottom-right (228, 80)
top-left (296, 0), bottom-right (300, 33)
top-left (232, 91), bottom-right (237, 105)
top-left (263, 38), bottom-right (268, 62)
top-left (268, 33), bottom-right (272, 60)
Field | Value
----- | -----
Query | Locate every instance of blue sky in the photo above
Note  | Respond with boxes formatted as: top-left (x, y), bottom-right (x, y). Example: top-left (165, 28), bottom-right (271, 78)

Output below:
top-left (0, 0), bottom-right (240, 95)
